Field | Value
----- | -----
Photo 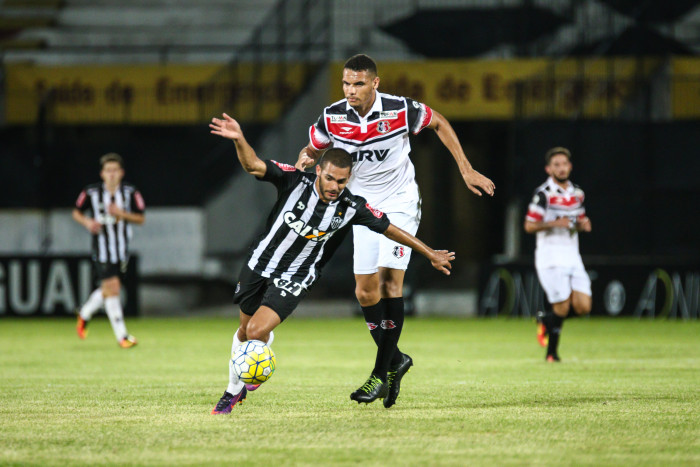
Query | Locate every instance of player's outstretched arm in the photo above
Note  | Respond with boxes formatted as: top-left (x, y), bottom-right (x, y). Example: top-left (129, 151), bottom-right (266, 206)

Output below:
top-left (428, 110), bottom-right (495, 197)
top-left (383, 224), bottom-right (455, 275)
top-left (210, 113), bottom-right (266, 177)
top-left (295, 144), bottom-right (324, 170)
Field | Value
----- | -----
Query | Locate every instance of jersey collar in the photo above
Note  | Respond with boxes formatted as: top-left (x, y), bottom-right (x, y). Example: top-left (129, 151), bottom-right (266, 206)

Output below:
top-left (547, 176), bottom-right (573, 194)
top-left (345, 91), bottom-right (383, 119)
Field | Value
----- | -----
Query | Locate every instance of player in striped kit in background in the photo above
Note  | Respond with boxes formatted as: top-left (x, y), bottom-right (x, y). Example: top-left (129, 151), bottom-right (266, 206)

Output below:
top-left (73, 153), bottom-right (145, 348)
top-left (524, 147), bottom-right (592, 362)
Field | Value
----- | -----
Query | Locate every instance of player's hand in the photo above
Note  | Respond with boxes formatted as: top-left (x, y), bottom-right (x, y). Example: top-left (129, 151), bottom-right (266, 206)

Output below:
top-left (550, 217), bottom-right (571, 229)
top-left (85, 219), bottom-right (102, 234)
top-left (430, 250), bottom-right (455, 275)
top-left (209, 113), bottom-right (244, 141)
top-left (295, 148), bottom-right (315, 170)
top-left (108, 204), bottom-right (124, 219)
top-left (462, 168), bottom-right (495, 197)
top-left (576, 216), bottom-right (592, 232)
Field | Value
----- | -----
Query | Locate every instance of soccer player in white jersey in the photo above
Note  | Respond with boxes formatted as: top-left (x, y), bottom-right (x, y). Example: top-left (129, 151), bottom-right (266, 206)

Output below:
top-left (524, 147), bottom-right (592, 362)
top-left (296, 54), bottom-right (495, 407)
top-left (73, 153), bottom-right (145, 348)
top-left (208, 113), bottom-right (455, 413)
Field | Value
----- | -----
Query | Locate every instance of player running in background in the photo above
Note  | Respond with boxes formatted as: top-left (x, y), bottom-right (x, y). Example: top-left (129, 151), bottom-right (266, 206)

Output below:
top-left (524, 147), bottom-right (592, 362)
top-left (208, 113), bottom-right (455, 414)
top-left (296, 54), bottom-right (495, 406)
top-left (73, 153), bottom-right (145, 348)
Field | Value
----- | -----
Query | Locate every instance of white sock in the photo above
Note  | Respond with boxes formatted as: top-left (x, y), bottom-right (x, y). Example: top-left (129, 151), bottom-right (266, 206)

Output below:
top-left (227, 331), bottom-right (243, 393)
top-left (79, 288), bottom-right (104, 321)
top-left (104, 296), bottom-right (128, 341)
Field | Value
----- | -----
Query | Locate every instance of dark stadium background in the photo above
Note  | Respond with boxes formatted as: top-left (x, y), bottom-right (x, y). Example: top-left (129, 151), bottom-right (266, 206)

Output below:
top-left (0, 0), bottom-right (697, 318)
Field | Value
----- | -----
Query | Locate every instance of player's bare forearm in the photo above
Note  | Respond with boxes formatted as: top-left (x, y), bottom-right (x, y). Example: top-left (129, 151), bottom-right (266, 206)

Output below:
top-left (524, 217), bottom-right (571, 234)
top-left (576, 216), bottom-right (592, 232)
top-left (295, 144), bottom-right (323, 170)
top-left (383, 224), bottom-right (455, 275)
top-left (73, 208), bottom-right (101, 234)
top-left (429, 110), bottom-right (495, 197)
top-left (210, 113), bottom-right (266, 177)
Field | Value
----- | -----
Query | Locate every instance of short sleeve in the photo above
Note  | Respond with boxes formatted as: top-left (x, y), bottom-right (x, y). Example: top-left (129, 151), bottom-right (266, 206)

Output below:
top-left (261, 159), bottom-right (303, 192)
top-left (405, 98), bottom-right (433, 135)
top-left (309, 113), bottom-right (332, 150)
top-left (351, 200), bottom-right (391, 234)
top-left (525, 191), bottom-right (547, 222)
top-left (130, 189), bottom-right (146, 214)
top-left (75, 189), bottom-right (90, 212)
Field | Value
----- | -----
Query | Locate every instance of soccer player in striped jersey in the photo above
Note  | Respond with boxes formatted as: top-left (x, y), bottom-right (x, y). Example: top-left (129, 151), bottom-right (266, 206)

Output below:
top-left (209, 113), bottom-right (455, 413)
top-left (296, 54), bottom-right (495, 407)
top-left (73, 153), bottom-right (145, 348)
top-left (524, 147), bottom-right (592, 362)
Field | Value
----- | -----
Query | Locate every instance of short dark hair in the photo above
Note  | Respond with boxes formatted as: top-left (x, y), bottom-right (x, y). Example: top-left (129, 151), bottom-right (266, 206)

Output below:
top-left (545, 147), bottom-right (571, 164)
top-left (319, 148), bottom-right (353, 171)
top-left (100, 152), bottom-right (124, 168)
top-left (344, 54), bottom-right (378, 76)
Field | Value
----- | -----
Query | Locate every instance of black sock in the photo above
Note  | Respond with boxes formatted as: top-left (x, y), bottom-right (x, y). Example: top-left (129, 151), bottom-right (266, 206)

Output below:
top-left (546, 314), bottom-right (564, 357)
top-left (373, 297), bottom-right (405, 380)
top-left (361, 301), bottom-right (385, 347)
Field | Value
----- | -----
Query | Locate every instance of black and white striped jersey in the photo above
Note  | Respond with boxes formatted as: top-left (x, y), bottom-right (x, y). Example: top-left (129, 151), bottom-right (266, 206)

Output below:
top-left (75, 182), bottom-right (146, 264)
top-left (247, 160), bottom-right (390, 288)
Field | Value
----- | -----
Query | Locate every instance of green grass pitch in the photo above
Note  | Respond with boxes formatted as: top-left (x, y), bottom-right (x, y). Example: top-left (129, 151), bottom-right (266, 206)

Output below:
top-left (1, 316), bottom-right (699, 466)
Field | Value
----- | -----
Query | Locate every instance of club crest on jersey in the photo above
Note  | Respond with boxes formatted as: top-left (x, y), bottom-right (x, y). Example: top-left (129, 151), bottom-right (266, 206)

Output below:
top-left (272, 160), bottom-right (296, 172)
top-left (393, 246), bottom-right (405, 258)
top-left (377, 121), bottom-right (391, 134)
top-left (329, 115), bottom-right (347, 123)
top-left (284, 211), bottom-right (329, 242)
top-left (330, 215), bottom-right (343, 229)
top-left (365, 203), bottom-right (384, 219)
top-left (379, 110), bottom-right (398, 119)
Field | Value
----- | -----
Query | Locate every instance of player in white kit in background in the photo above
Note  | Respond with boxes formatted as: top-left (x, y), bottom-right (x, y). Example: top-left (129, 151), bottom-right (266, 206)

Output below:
top-left (297, 54), bottom-right (495, 406)
top-left (524, 147), bottom-right (592, 362)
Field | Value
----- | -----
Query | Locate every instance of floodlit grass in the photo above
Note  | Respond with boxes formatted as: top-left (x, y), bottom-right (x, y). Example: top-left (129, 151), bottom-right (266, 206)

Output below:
top-left (1, 316), bottom-right (699, 466)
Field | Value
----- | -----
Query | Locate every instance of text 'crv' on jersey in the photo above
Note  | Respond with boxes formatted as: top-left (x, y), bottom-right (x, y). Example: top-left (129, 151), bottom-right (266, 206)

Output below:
top-left (75, 182), bottom-right (146, 264)
top-left (526, 177), bottom-right (586, 268)
top-left (247, 160), bottom-right (390, 288)
top-left (308, 91), bottom-right (432, 207)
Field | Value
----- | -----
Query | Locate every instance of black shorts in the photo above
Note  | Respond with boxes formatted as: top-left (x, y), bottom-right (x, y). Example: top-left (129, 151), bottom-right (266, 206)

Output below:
top-left (233, 266), bottom-right (308, 321)
top-left (94, 259), bottom-right (128, 281)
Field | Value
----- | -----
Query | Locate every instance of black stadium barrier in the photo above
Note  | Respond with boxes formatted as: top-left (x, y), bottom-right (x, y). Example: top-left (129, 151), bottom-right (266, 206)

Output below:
top-left (0, 255), bottom-right (139, 317)
top-left (479, 258), bottom-right (699, 319)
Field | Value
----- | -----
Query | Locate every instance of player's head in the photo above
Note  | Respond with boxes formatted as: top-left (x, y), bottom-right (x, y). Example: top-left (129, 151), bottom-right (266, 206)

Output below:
top-left (544, 147), bottom-right (572, 183)
top-left (342, 54), bottom-right (379, 113)
top-left (100, 152), bottom-right (125, 187)
top-left (315, 148), bottom-right (352, 203)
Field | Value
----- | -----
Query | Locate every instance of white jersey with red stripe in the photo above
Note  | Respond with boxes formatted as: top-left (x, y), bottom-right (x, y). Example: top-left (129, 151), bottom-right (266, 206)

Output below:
top-left (526, 177), bottom-right (586, 269)
top-left (308, 91), bottom-right (432, 208)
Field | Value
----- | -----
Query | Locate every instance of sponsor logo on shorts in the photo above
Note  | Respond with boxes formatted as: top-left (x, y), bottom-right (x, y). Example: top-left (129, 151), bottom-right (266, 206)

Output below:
top-left (393, 246), bottom-right (405, 258)
top-left (381, 320), bottom-right (396, 330)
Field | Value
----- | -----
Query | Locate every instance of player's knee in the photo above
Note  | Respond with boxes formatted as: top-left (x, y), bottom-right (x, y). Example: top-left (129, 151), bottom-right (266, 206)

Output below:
top-left (380, 280), bottom-right (403, 298)
top-left (552, 301), bottom-right (570, 317)
top-left (573, 297), bottom-right (592, 315)
top-left (355, 286), bottom-right (379, 307)
top-left (245, 323), bottom-right (268, 342)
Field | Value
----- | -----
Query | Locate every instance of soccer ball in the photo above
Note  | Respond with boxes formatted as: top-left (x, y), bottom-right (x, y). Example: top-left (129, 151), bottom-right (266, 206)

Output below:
top-left (231, 340), bottom-right (276, 385)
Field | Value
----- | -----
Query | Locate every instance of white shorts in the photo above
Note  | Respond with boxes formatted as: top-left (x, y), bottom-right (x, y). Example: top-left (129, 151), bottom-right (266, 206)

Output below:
top-left (353, 186), bottom-right (421, 274)
top-left (536, 264), bottom-right (592, 304)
